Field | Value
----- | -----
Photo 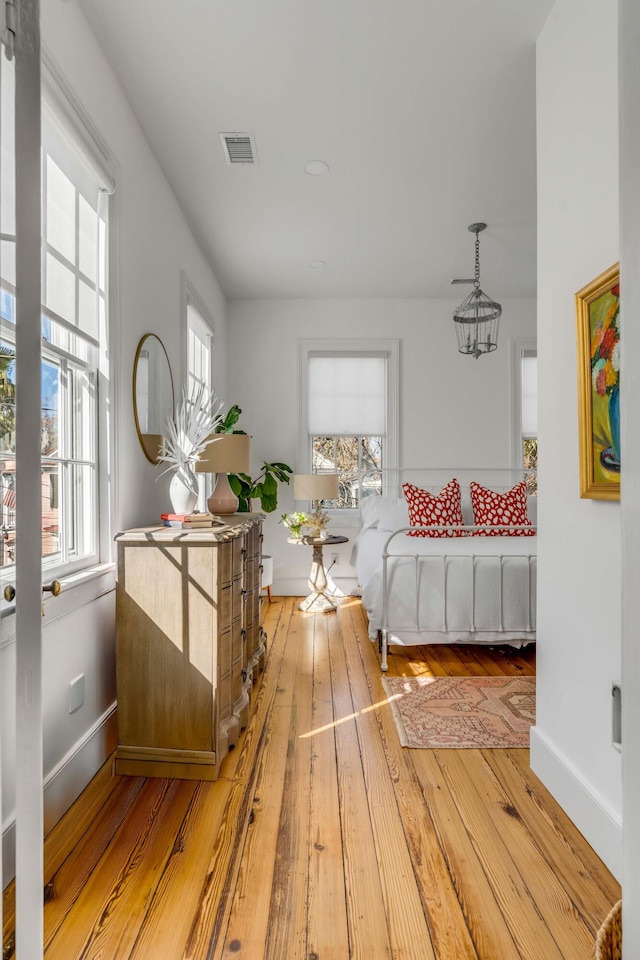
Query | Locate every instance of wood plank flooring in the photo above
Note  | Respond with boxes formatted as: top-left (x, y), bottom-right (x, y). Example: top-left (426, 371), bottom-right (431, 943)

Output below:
top-left (2, 597), bottom-right (621, 959)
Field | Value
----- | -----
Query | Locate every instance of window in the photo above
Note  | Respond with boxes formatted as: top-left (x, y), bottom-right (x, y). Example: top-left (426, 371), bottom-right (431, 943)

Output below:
top-left (186, 290), bottom-right (214, 403)
top-left (184, 278), bottom-right (214, 512)
top-left (298, 340), bottom-right (399, 516)
top-left (512, 341), bottom-right (537, 493)
top-left (0, 60), bottom-right (114, 574)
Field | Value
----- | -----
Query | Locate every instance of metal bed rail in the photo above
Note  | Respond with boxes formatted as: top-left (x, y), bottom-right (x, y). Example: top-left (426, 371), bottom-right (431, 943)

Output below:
top-left (379, 524), bottom-right (536, 671)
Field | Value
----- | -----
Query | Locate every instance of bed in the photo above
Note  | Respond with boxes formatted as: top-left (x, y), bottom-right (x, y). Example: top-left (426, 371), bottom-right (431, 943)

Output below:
top-left (350, 470), bottom-right (537, 671)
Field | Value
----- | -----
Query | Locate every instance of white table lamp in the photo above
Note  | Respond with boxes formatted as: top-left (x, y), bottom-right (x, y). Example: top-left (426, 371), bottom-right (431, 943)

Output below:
top-left (293, 472), bottom-right (340, 538)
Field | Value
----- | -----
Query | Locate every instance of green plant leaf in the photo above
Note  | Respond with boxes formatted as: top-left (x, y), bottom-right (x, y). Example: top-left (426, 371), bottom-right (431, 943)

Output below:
top-left (264, 462), bottom-right (292, 483)
top-left (215, 404), bottom-right (243, 434)
top-left (228, 474), bottom-right (244, 496)
top-left (260, 491), bottom-right (277, 512)
top-left (262, 473), bottom-right (277, 495)
top-left (226, 458), bottom-right (294, 513)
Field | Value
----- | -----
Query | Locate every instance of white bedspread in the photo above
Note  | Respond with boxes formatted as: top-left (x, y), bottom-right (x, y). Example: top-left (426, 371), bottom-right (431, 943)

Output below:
top-left (351, 527), bottom-right (537, 647)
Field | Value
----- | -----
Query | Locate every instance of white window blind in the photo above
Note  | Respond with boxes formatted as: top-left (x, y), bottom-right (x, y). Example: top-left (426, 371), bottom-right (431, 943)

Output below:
top-left (308, 355), bottom-right (386, 435)
top-left (521, 354), bottom-right (537, 437)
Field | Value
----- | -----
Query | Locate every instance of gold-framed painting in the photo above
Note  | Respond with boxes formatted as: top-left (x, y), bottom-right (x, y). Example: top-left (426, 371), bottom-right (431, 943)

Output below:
top-left (575, 262), bottom-right (620, 500)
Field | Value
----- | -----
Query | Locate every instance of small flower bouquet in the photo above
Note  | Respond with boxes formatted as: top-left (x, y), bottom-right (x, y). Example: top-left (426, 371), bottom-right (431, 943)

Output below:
top-left (280, 511), bottom-right (310, 539)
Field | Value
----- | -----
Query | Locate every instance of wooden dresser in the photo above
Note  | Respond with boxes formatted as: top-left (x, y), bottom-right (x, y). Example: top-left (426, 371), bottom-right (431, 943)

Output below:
top-left (114, 514), bottom-right (265, 780)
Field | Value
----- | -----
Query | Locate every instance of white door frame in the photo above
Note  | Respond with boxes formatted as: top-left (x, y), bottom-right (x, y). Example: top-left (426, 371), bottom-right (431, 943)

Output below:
top-left (620, 0), bottom-right (640, 953)
top-left (1, 1), bottom-right (44, 957)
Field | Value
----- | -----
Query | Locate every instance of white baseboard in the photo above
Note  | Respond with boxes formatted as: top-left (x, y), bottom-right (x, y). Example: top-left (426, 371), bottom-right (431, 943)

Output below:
top-left (2, 702), bottom-right (118, 887)
top-left (530, 726), bottom-right (622, 880)
top-left (273, 576), bottom-right (358, 597)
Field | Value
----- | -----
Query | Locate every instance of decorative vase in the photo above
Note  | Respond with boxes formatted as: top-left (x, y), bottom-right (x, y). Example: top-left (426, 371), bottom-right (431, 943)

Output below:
top-left (169, 466), bottom-right (198, 515)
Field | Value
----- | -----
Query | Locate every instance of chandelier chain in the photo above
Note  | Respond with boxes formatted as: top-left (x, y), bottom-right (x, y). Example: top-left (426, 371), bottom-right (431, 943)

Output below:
top-left (474, 230), bottom-right (480, 288)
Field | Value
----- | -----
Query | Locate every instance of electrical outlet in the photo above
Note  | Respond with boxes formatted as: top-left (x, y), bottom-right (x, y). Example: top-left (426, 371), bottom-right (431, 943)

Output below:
top-left (331, 552), bottom-right (339, 565)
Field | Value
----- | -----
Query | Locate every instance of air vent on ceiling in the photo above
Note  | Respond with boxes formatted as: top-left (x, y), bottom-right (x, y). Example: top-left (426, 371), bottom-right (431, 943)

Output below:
top-left (220, 132), bottom-right (258, 165)
top-left (449, 277), bottom-right (475, 285)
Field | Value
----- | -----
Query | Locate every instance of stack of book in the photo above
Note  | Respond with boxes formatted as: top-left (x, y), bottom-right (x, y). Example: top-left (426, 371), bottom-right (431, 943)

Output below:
top-left (161, 513), bottom-right (224, 529)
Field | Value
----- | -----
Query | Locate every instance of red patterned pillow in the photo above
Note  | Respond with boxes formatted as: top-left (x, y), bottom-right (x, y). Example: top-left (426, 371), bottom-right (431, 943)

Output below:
top-left (469, 480), bottom-right (536, 536)
top-left (402, 479), bottom-right (465, 537)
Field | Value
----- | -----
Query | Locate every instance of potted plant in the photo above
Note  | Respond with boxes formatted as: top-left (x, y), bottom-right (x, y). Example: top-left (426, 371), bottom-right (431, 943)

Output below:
top-left (157, 383), bottom-right (224, 514)
top-left (214, 405), bottom-right (293, 513)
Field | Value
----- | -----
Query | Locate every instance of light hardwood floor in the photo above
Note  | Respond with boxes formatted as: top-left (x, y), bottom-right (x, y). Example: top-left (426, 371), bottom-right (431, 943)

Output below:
top-left (3, 597), bottom-right (621, 959)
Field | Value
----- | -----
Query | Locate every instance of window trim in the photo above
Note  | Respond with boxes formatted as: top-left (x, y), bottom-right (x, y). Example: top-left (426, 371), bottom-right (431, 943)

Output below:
top-left (182, 273), bottom-right (215, 512)
top-left (11, 53), bottom-right (115, 583)
top-left (297, 338), bottom-right (399, 523)
top-left (181, 271), bottom-right (215, 392)
top-left (510, 337), bottom-right (537, 470)
top-left (41, 48), bottom-right (118, 571)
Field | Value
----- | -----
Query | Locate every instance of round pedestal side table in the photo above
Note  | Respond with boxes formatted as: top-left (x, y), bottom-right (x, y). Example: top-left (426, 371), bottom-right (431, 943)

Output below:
top-left (288, 534), bottom-right (349, 613)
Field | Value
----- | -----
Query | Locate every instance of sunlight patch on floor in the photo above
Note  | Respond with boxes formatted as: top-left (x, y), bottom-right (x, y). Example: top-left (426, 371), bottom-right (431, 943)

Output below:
top-left (299, 694), bottom-right (402, 739)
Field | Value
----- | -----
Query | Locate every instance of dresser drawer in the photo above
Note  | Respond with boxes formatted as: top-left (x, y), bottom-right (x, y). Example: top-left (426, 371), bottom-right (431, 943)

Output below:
top-left (220, 583), bottom-right (233, 629)
top-left (219, 628), bottom-right (232, 678)
top-left (232, 535), bottom-right (247, 573)
top-left (218, 541), bottom-right (234, 586)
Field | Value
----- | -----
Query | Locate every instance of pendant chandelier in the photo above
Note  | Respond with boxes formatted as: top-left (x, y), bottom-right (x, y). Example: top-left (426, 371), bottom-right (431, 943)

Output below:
top-left (453, 222), bottom-right (502, 359)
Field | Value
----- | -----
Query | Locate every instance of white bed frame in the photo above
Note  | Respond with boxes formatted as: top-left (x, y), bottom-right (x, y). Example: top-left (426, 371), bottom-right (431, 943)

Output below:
top-left (378, 524), bottom-right (536, 670)
top-left (357, 469), bottom-right (537, 671)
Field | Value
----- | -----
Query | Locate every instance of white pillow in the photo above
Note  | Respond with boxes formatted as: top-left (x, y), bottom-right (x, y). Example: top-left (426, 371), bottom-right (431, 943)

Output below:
top-left (360, 495), bottom-right (382, 532)
top-left (377, 498), bottom-right (410, 531)
top-left (461, 495), bottom-right (474, 526)
top-left (527, 495), bottom-right (537, 526)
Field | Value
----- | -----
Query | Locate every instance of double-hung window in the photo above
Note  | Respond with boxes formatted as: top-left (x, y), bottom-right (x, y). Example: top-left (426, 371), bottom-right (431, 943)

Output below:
top-left (186, 288), bottom-right (214, 404)
top-left (0, 62), bottom-right (114, 574)
top-left (512, 340), bottom-right (537, 492)
top-left (298, 339), bottom-right (399, 517)
top-left (184, 278), bottom-right (215, 511)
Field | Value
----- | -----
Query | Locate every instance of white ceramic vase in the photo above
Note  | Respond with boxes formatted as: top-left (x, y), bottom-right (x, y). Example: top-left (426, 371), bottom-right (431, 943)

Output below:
top-left (169, 466), bottom-right (198, 515)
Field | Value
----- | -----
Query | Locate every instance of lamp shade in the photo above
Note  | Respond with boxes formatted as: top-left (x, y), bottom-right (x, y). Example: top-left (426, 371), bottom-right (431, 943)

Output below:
top-left (195, 433), bottom-right (251, 474)
top-left (293, 473), bottom-right (340, 501)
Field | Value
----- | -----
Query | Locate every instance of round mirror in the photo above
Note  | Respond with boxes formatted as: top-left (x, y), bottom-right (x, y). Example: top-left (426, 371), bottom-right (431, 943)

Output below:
top-left (133, 334), bottom-right (174, 464)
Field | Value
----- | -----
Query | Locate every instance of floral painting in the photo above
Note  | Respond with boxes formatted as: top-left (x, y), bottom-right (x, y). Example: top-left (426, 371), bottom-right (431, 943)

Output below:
top-left (576, 263), bottom-right (620, 500)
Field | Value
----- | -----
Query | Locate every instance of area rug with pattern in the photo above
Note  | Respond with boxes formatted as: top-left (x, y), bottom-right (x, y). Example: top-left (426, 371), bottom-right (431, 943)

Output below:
top-left (381, 675), bottom-right (536, 748)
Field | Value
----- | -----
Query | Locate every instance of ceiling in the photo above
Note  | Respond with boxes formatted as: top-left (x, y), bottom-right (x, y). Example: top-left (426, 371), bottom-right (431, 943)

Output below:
top-left (75, 0), bottom-right (554, 300)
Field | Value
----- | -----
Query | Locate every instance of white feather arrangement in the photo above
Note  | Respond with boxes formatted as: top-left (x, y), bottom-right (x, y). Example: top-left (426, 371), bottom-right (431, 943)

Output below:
top-left (156, 382), bottom-right (224, 480)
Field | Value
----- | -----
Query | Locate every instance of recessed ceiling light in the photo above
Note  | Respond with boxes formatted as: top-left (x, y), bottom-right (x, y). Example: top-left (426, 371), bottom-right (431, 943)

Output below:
top-left (309, 260), bottom-right (327, 269)
top-left (304, 160), bottom-right (330, 176)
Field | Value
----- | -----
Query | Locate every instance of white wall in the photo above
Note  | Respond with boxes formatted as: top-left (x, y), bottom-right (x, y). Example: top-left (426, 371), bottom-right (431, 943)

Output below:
top-left (41, 0), bottom-right (229, 533)
top-left (620, 0), bottom-right (640, 947)
top-left (228, 296), bottom-right (536, 593)
top-left (533, 0), bottom-right (621, 878)
top-left (3, 0), bottom-right (230, 883)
